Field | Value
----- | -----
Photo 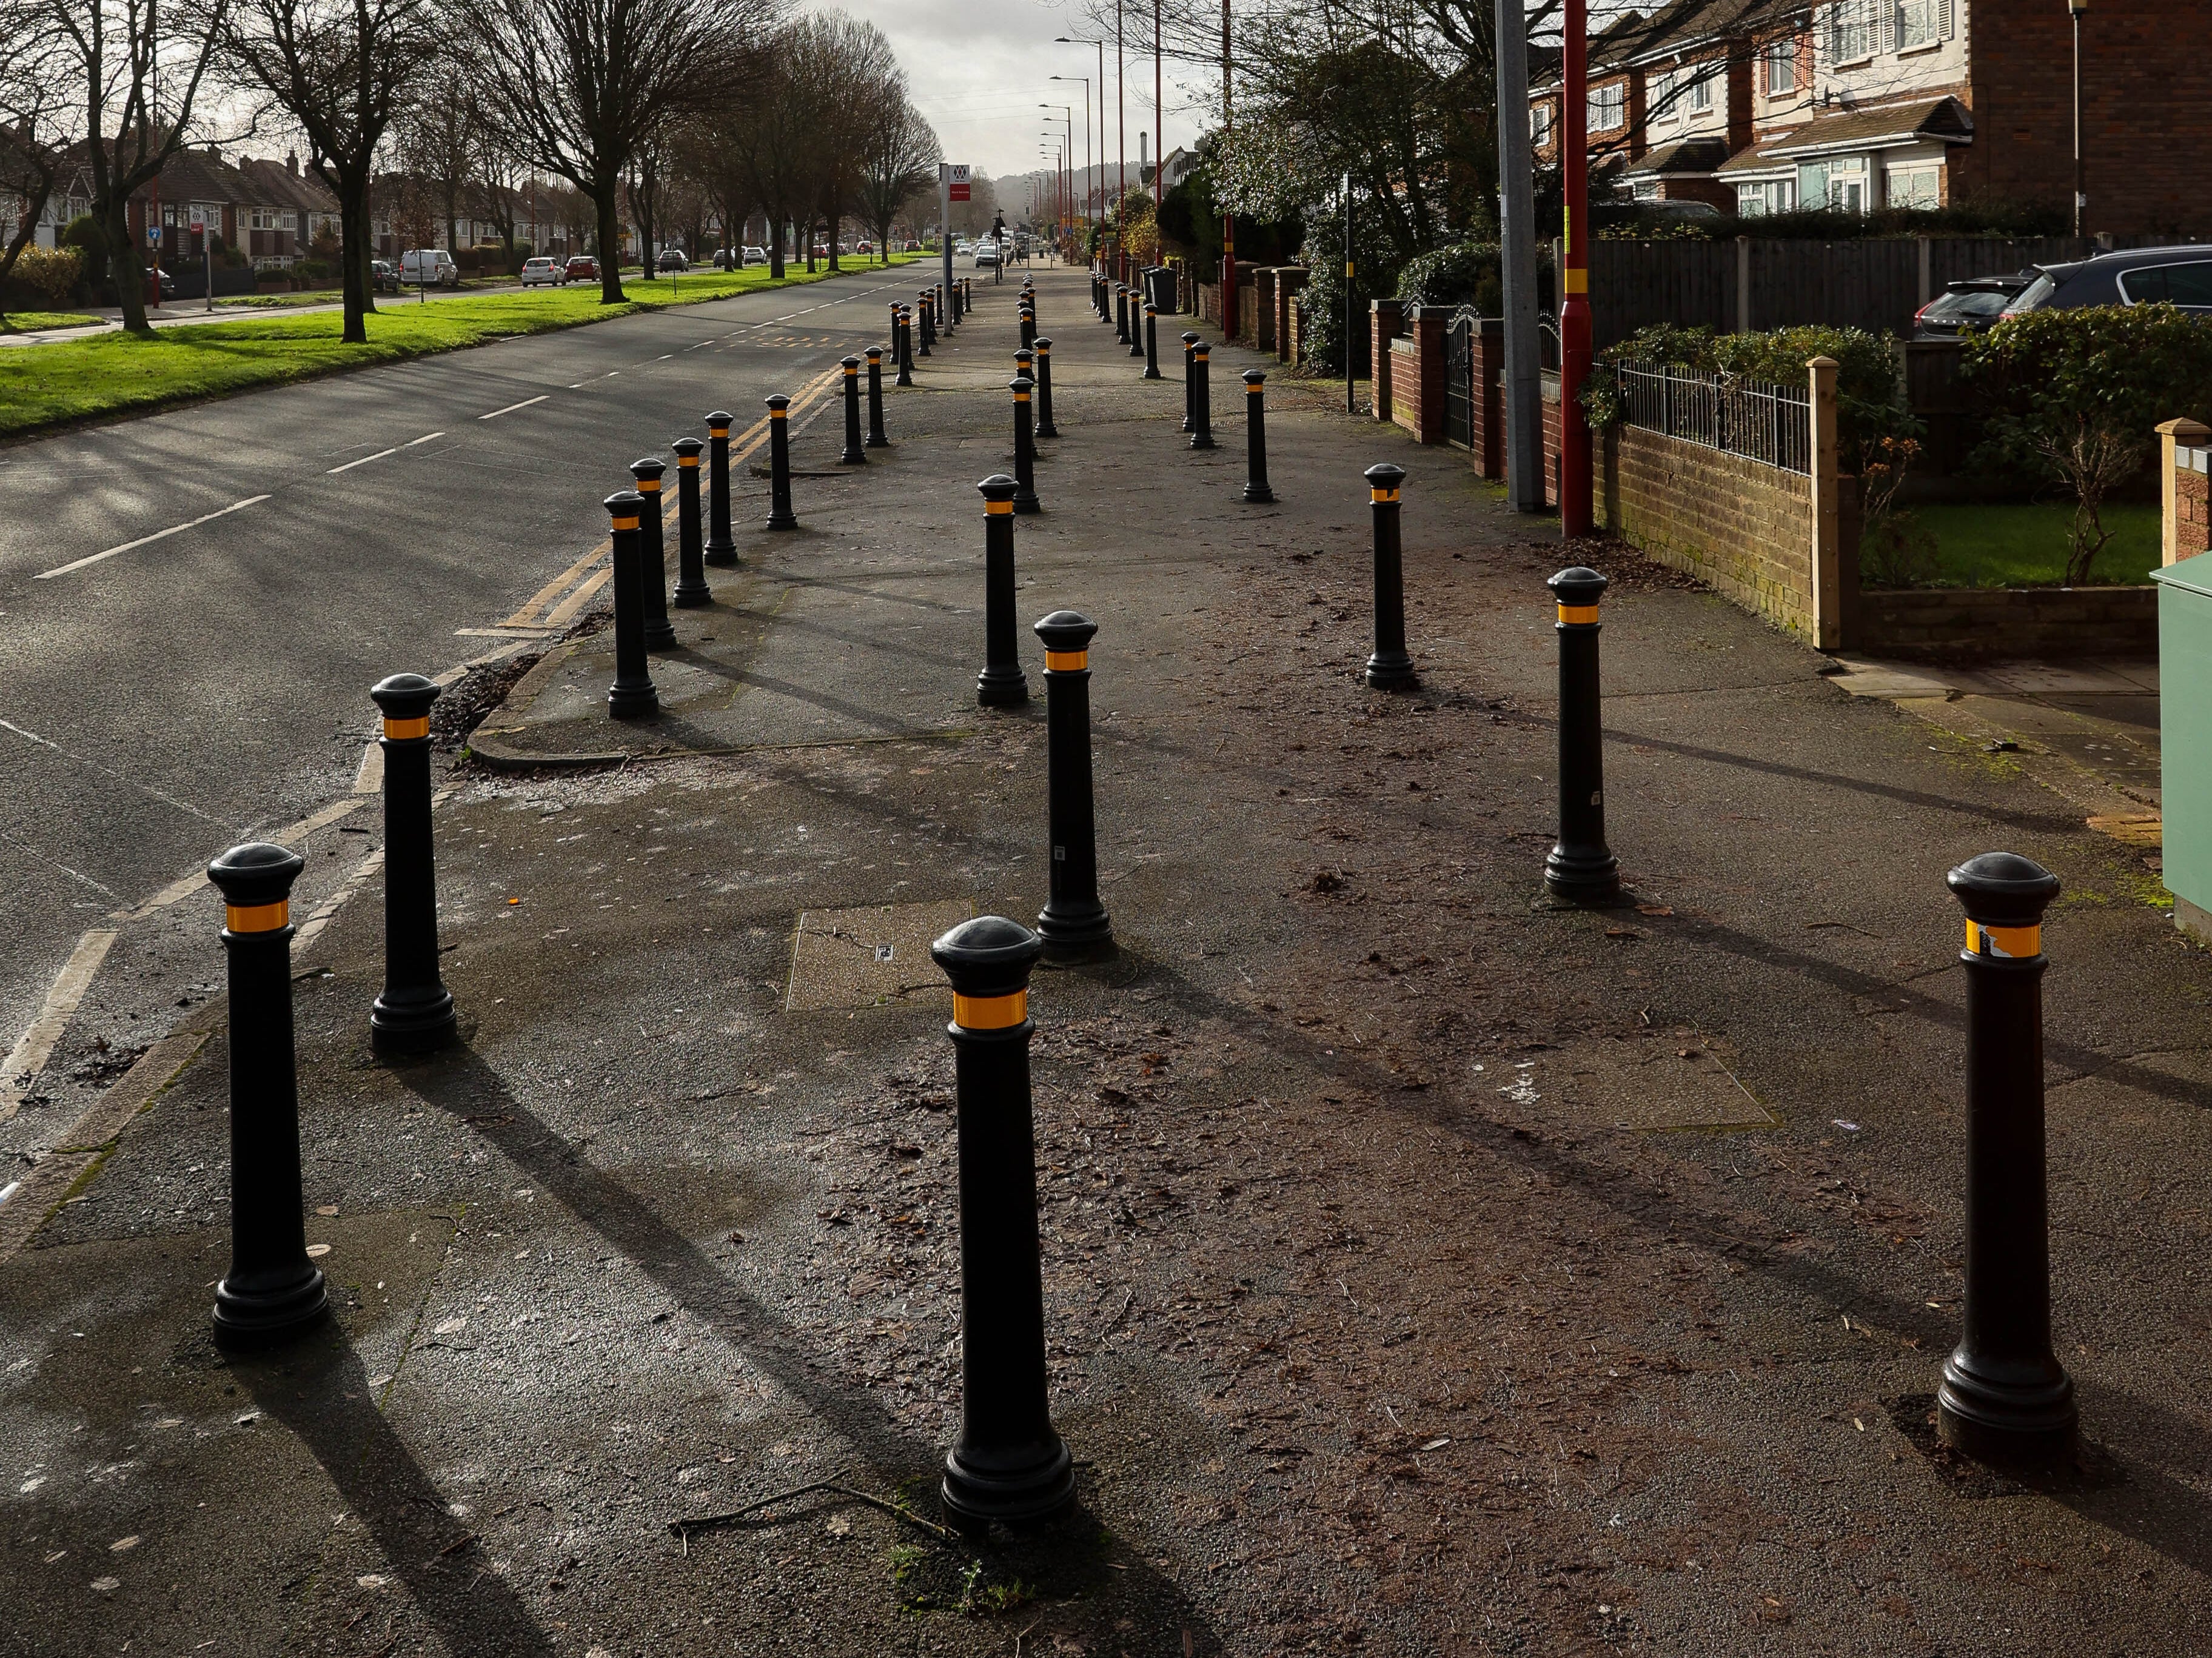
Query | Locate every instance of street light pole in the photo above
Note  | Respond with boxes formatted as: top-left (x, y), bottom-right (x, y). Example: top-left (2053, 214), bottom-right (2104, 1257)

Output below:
top-left (1051, 77), bottom-right (1092, 244)
top-left (2070, 0), bottom-right (2087, 239)
top-left (1560, 0), bottom-right (1594, 538)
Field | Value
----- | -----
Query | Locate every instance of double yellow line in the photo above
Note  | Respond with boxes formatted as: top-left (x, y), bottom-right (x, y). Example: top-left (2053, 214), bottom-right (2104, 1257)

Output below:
top-left (500, 361), bottom-right (850, 630)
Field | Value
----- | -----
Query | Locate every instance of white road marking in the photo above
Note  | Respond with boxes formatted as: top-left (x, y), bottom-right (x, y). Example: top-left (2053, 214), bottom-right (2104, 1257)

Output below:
top-left (478, 395), bottom-right (549, 420)
top-left (657, 353), bottom-right (673, 360)
top-left (0, 718), bottom-right (218, 823)
top-left (403, 431), bottom-right (445, 447)
top-left (327, 446), bottom-right (397, 475)
top-left (0, 928), bottom-right (118, 1123)
top-left (37, 495), bottom-right (271, 579)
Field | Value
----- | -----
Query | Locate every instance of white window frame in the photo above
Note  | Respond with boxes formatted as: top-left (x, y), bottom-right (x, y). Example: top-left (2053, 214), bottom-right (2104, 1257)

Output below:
top-left (1895, 0), bottom-right (1952, 50)
top-left (1589, 81), bottom-right (1624, 133)
top-left (1886, 166), bottom-right (1939, 209)
top-left (1830, 0), bottom-right (1880, 64)
top-left (1764, 39), bottom-right (1796, 96)
top-left (1531, 101), bottom-right (1554, 147)
top-left (1686, 62), bottom-right (1714, 113)
top-left (1650, 69), bottom-right (1678, 124)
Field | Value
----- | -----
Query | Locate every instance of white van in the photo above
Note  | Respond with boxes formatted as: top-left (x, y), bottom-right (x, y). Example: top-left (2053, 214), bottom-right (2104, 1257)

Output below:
top-left (400, 249), bottom-right (460, 289)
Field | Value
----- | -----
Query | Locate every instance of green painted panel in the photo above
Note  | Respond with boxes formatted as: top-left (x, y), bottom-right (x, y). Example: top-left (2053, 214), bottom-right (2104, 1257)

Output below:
top-left (2157, 563), bottom-right (2212, 909)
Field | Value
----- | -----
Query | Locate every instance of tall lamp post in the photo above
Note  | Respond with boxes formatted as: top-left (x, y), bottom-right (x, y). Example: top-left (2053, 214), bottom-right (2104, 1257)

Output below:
top-left (1056, 37), bottom-right (1110, 232)
top-left (1560, 0), bottom-right (1594, 538)
top-left (1044, 109), bottom-right (1074, 251)
top-left (1219, 0), bottom-right (1237, 335)
top-left (2070, 0), bottom-right (2087, 239)
top-left (1050, 77), bottom-right (1092, 244)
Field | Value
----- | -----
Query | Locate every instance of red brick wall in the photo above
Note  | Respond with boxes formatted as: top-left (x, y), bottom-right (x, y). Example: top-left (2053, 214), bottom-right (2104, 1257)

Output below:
top-left (1965, 1), bottom-right (2212, 235)
top-left (2180, 459), bottom-right (2211, 561)
top-left (1389, 339), bottom-right (1421, 440)
top-left (1470, 322), bottom-right (1504, 480)
top-left (1370, 300), bottom-right (1404, 422)
top-left (1273, 269), bottom-right (1307, 363)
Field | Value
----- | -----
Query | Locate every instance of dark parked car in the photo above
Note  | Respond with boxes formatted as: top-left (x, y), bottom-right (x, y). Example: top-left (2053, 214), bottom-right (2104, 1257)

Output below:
top-left (1912, 273), bottom-right (2031, 340)
top-left (370, 259), bottom-right (400, 294)
top-left (2002, 246), bottom-right (2212, 318)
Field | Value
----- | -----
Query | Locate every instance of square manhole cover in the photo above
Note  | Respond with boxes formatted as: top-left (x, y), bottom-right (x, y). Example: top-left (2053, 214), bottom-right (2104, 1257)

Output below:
top-left (785, 900), bottom-right (973, 1013)
top-left (1493, 1037), bottom-right (1775, 1131)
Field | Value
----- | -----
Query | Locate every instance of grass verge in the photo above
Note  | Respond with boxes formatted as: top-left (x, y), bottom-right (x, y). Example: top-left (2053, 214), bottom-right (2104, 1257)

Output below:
top-left (0, 311), bottom-right (105, 333)
top-left (1909, 500), bottom-right (2160, 587)
top-left (0, 254), bottom-right (927, 441)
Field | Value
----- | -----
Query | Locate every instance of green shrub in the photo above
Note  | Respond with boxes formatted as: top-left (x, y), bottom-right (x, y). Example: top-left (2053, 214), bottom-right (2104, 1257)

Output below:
top-left (1965, 302), bottom-right (2212, 583)
top-left (1395, 241), bottom-right (1500, 311)
top-left (1589, 321), bottom-right (1916, 469)
top-left (7, 245), bottom-right (84, 304)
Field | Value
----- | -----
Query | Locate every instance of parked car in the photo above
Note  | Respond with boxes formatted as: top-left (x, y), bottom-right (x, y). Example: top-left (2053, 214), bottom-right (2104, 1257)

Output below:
top-left (2003, 246), bottom-right (2212, 319)
top-left (520, 256), bottom-right (563, 287)
top-left (400, 248), bottom-right (460, 289)
top-left (974, 242), bottom-right (1002, 268)
top-left (656, 247), bottom-right (689, 272)
top-left (1912, 273), bottom-right (2032, 340)
top-left (856, 239), bottom-right (873, 255)
top-left (565, 254), bottom-right (599, 282)
top-left (902, 239), bottom-right (922, 252)
top-left (370, 259), bottom-right (400, 294)
top-left (741, 246), bottom-right (766, 266)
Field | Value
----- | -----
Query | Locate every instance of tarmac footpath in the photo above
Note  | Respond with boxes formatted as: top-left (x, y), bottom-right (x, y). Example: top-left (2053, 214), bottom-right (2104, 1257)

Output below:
top-left (4, 264), bottom-right (2210, 1657)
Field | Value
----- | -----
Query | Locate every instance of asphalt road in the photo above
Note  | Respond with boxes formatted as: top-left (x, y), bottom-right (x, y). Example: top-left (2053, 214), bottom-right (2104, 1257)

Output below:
top-left (0, 261), bottom-right (930, 1073)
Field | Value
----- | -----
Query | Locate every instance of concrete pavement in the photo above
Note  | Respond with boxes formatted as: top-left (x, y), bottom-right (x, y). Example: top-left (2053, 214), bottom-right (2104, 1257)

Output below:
top-left (5, 265), bottom-right (2212, 1656)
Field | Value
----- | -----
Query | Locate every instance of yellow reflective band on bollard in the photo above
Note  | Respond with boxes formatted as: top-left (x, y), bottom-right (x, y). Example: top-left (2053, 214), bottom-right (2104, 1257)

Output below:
top-left (679, 455), bottom-right (699, 467)
top-left (1969, 921), bottom-right (2041, 959)
top-left (611, 515), bottom-right (639, 531)
top-left (637, 478), bottom-right (660, 492)
top-left (1557, 603), bottom-right (1601, 624)
top-left (953, 989), bottom-right (1027, 1030)
top-left (985, 501), bottom-right (1014, 515)
top-left (709, 425), bottom-right (729, 437)
top-left (1564, 269), bottom-right (1589, 294)
top-left (1045, 649), bottom-right (1088, 671)
top-left (1370, 487), bottom-right (1400, 504)
top-left (226, 900), bottom-right (289, 933)
top-left (770, 408), bottom-right (787, 420)
top-left (1248, 384), bottom-right (1264, 395)
top-left (383, 717), bottom-right (430, 740)
top-left (1015, 390), bottom-right (1030, 403)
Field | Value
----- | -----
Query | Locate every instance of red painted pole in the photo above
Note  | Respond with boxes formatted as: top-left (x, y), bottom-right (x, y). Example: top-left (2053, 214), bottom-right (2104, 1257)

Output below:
top-left (1560, 0), bottom-right (1594, 538)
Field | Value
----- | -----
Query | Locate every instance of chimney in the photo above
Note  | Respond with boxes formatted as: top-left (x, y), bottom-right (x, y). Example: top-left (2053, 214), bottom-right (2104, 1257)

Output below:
top-left (287, 150), bottom-right (298, 176)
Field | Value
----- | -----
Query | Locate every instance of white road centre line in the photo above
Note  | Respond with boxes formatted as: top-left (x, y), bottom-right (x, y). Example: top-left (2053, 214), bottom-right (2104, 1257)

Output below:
top-left (327, 446), bottom-right (397, 475)
top-left (479, 395), bottom-right (549, 421)
top-left (403, 430), bottom-right (445, 447)
top-left (37, 494), bottom-right (272, 580)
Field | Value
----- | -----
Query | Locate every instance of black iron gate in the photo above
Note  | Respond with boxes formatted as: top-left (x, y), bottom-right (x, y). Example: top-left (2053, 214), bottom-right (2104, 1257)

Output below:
top-left (1443, 308), bottom-right (1476, 450)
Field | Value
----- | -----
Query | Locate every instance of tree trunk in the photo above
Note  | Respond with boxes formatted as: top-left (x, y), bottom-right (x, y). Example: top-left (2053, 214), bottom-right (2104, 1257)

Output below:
top-left (595, 181), bottom-right (626, 303)
top-left (768, 204), bottom-right (785, 278)
top-left (339, 178), bottom-right (370, 343)
top-left (106, 199), bottom-right (149, 335)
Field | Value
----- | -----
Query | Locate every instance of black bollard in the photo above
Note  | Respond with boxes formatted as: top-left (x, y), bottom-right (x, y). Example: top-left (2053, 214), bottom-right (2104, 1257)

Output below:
top-left (952, 281), bottom-right (964, 324)
top-left (919, 291), bottom-right (934, 357)
top-left (930, 914), bottom-right (1076, 1528)
top-left (1015, 346), bottom-right (1033, 387)
top-left (764, 394), bottom-right (798, 530)
top-left (1128, 294), bottom-right (1145, 360)
top-left (1939, 853), bottom-right (2077, 1467)
top-left (1543, 566), bottom-right (1620, 901)
top-left (1181, 331), bottom-right (1200, 433)
top-left (1115, 282), bottom-right (1131, 345)
top-left (1020, 304), bottom-right (1036, 351)
top-left (1034, 338), bottom-right (1058, 439)
top-left (897, 306), bottom-right (916, 386)
top-left (629, 458), bottom-right (677, 650)
top-left (605, 490), bottom-right (660, 718)
top-left (671, 438), bottom-right (712, 606)
top-left (865, 348), bottom-right (890, 447)
top-left (1364, 463), bottom-right (1416, 693)
top-left (1190, 342), bottom-right (1216, 450)
top-left (1142, 303), bottom-right (1161, 378)
top-left (1242, 372), bottom-right (1275, 503)
top-left (888, 300), bottom-right (902, 361)
top-left (839, 355), bottom-right (866, 465)
top-left (1034, 611), bottom-right (1114, 960)
top-left (207, 841), bottom-right (328, 1345)
top-left (937, 282), bottom-right (948, 329)
top-left (976, 475), bottom-right (1028, 707)
top-left (705, 412), bottom-right (738, 567)
top-left (1011, 376), bottom-right (1041, 515)
top-left (368, 674), bottom-right (457, 1055)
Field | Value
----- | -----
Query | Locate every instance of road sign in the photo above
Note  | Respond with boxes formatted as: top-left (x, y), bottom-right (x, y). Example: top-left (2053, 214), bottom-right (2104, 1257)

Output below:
top-left (948, 164), bottom-right (971, 203)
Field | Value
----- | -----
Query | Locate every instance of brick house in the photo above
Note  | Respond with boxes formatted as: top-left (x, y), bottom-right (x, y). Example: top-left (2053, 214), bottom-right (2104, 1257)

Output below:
top-left (1532, 0), bottom-right (2212, 235)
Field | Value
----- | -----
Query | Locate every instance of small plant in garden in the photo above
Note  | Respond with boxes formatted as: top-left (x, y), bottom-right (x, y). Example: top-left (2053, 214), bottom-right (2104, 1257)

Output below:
top-left (1966, 302), bottom-right (2212, 584)
top-left (1856, 435), bottom-right (1939, 587)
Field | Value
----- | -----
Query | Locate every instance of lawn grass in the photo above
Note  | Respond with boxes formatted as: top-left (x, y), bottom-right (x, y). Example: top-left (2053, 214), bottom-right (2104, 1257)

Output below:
top-left (0, 311), bottom-right (106, 333)
top-left (0, 253), bottom-right (925, 440)
top-left (1908, 500), bottom-right (2161, 587)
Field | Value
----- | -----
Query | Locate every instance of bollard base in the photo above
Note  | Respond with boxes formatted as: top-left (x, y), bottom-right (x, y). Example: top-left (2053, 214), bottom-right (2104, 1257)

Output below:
top-left (839, 449), bottom-right (868, 466)
top-left (1243, 483), bottom-right (1276, 504)
top-left (977, 669), bottom-right (1030, 707)
top-left (1364, 650), bottom-right (1418, 691)
top-left (942, 1437), bottom-right (1076, 1529)
top-left (1190, 433), bottom-right (1216, 451)
top-left (1938, 1355), bottom-right (2078, 1469)
top-left (609, 682), bottom-right (660, 720)
top-left (1012, 493), bottom-right (1041, 517)
top-left (1037, 902), bottom-right (1114, 962)
top-left (1544, 844), bottom-right (1622, 903)
top-left (212, 1265), bottom-right (328, 1348)
top-left (370, 986), bottom-right (457, 1055)
top-left (865, 435), bottom-right (889, 450)
top-left (1036, 420), bottom-right (1060, 440)
top-left (704, 543), bottom-right (738, 568)
top-left (673, 579), bottom-right (712, 609)
top-left (643, 620), bottom-right (679, 650)
top-left (765, 512), bottom-right (799, 532)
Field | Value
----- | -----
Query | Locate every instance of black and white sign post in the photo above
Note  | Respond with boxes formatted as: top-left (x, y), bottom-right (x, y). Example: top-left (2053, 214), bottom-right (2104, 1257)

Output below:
top-left (942, 162), bottom-right (970, 304)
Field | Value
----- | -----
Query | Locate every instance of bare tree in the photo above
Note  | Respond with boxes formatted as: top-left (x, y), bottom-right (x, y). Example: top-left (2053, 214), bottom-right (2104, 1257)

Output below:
top-left (856, 98), bottom-right (936, 267)
top-left (0, 1), bottom-right (78, 315)
top-left (461, 0), bottom-right (761, 303)
top-left (47, 0), bottom-right (232, 333)
top-left (397, 76), bottom-right (477, 256)
top-left (223, 0), bottom-right (438, 342)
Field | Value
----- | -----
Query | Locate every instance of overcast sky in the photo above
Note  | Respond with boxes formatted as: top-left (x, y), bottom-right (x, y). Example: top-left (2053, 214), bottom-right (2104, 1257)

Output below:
top-left (835, 0), bottom-right (1211, 200)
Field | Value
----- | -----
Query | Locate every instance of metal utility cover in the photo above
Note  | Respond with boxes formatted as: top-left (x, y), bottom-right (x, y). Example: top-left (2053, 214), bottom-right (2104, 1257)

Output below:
top-left (785, 900), bottom-right (973, 1012)
top-left (1511, 1038), bottom-right (1776, 1131)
